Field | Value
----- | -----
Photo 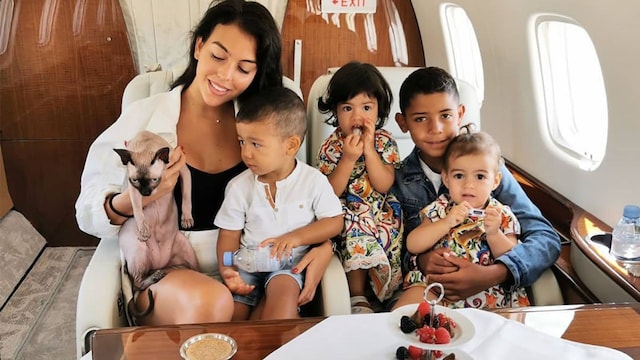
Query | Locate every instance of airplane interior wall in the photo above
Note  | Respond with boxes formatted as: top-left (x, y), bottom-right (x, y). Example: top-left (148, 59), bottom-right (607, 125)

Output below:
top-left (414, 0), bottom-right (640, 228)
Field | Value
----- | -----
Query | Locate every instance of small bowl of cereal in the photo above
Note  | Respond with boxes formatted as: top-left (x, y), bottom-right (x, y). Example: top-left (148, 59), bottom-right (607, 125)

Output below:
top-left (180, 333), bottom-right (238, 360)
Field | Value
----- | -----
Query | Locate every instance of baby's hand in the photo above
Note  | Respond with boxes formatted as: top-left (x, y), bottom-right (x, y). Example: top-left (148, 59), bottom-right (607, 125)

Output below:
top-left (361, 117), bottom-right (376, 153)
top-left (221, 268), bottom-right (255, 295)
top-left (342, 133), bottom-right (363, 162)
top-left (261, 234), bottom-right (298, 260)
top-left (446, 202), bottom-right (472, 228)
top-left (483, 205), bottom-right (502, 235)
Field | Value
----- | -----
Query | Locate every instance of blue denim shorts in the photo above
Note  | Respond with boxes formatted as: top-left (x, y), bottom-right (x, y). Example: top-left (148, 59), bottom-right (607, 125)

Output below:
top-left (232, 269), bottom-right (304, 307)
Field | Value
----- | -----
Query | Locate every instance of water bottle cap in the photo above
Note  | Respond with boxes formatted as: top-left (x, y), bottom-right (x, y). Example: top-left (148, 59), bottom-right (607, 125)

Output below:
top-left (623, 205), bottom-right (640, 219)
top-left (223, 251), bottom-right (233, 266)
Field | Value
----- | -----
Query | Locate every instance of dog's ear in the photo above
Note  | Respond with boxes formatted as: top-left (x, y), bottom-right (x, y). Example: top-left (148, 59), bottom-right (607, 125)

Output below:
top-left (114, 148), bottom-right (134, 166)
top-left (153, 147), bottom-right (170, 164)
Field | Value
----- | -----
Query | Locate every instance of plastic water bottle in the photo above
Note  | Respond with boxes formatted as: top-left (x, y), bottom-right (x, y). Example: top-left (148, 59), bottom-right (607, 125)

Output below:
top-left (610, 205), bottom-right (640, 276)
top-left (223, 245), bottom-right (294, 272)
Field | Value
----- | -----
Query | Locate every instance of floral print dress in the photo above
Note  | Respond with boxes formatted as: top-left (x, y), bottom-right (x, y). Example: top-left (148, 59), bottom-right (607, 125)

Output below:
top-left (418, 194), bottom-right (530, 309)
top-left (317, 128), bottom-right (403, 302)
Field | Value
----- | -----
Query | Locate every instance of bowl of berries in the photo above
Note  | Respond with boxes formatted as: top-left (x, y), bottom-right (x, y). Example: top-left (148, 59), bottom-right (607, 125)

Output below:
top-left (390, 283), bottom-right (475, 350)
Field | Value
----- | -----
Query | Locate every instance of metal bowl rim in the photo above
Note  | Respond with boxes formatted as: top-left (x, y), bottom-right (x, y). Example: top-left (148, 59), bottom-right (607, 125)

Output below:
top-left (179, 332), bottom-right (238, 360)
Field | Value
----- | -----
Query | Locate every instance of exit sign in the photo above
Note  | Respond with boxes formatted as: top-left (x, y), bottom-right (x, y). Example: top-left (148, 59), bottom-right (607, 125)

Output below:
top-left (321, 0), bottom-right (377, 14)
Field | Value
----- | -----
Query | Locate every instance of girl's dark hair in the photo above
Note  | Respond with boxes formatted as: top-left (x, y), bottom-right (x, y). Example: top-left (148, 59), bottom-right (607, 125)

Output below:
top-left (316, 62), bottom-right (393, 129)
top-left (171, 0), bottom-right (283, 102)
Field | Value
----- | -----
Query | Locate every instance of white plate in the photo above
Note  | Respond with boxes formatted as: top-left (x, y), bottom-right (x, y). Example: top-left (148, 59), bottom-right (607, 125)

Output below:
top-left (434, 349), bottom-right (473, 360)
top-left (390, 304), bottom-right (475, 350)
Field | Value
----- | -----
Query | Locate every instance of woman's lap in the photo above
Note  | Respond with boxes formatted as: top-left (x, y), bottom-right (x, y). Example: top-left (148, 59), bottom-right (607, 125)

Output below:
top-left (137, 268), bottom-right (233, 325)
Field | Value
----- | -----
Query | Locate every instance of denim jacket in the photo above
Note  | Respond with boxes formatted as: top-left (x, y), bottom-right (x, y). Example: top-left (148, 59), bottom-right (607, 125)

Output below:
top-left (390, 147), bottom-right (561, 289)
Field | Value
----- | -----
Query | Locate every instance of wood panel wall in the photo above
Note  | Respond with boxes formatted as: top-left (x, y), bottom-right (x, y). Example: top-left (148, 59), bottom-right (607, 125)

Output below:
top-left (281, 0), bottom-right (425, 103)
top-left (0, 0), bottom-right (136, 246)
top-left (0, 0), bottom-right (423, 247)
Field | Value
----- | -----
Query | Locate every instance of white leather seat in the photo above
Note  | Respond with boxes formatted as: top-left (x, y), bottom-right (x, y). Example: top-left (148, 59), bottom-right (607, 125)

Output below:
top-left (75, 70), bottom-right (350, 359)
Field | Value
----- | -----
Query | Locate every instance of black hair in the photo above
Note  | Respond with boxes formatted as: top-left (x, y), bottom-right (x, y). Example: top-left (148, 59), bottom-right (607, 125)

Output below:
top-left (171, 0), bottom-right (283, 102)
top-left (398, 66), bottom-right (459, 114)
top-left (236, 87), bottom-right (307, 141)
top-left (316, 61), bottom-right (393, 129)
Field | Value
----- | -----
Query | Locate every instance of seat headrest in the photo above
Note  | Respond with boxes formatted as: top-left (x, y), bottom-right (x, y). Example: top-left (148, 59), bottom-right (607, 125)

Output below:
top-left (306, 66), bottom-right (481, 165)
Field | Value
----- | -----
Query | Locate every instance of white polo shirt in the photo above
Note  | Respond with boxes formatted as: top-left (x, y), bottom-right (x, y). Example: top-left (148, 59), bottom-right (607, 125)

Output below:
top-left (214, 161), bottom-right (342, 258)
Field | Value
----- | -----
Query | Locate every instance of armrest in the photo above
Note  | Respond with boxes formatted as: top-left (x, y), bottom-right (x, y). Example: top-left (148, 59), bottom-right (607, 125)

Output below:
top-left (529, 267), bottom-right (564, 306)
top-left (319, 254), bottom-right (351, 316)
top-left (75, 237), bottom-right (126, 359)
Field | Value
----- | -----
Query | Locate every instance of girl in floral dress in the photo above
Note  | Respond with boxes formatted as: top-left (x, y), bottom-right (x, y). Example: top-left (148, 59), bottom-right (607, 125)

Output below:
top-left (316, 62), bottom-right (403, 313)
top-left (406, 130), bottom-right (530, 309)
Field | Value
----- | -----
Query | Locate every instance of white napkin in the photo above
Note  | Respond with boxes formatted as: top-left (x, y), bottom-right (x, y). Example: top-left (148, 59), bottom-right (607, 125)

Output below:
top-left (263, 309), bottom-right (632, 360)
top-left (456, 308), bottom-right (632, 360)
top-left (263, 313), bottom-right (411, 359)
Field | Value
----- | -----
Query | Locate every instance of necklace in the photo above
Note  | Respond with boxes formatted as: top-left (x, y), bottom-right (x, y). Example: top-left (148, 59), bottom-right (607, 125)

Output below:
top-left (216, 119), bottom-right (220, 123)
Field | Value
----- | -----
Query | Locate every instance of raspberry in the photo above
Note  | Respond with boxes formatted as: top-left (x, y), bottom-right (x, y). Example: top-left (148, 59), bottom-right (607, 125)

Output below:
top-left (407, 345), bottom-right (423, 359)
top-left (435, 327), bottom-right (452, 344)
top-left (417, 326), bottom-right (435, 344)
top-left (395, 346), bottom-right (409, 360)
top-left (400, 315), bottom-right (418, 333)
top-left (417, 301), bottom-right (430, 318)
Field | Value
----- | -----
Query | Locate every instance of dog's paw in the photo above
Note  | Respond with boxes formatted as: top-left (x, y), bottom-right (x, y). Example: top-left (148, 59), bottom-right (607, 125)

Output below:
top-left (181, 214), bottom-right (194, 229)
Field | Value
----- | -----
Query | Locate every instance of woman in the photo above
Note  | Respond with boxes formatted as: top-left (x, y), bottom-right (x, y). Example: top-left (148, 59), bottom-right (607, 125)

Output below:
top-left (75, 0), bottom-right (333, 326)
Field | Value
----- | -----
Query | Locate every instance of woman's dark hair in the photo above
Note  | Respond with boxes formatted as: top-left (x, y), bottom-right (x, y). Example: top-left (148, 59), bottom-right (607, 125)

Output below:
top-left (317, 61), bottom-right (393, 129)
top-left (171, 0), bottom-right (283, 102)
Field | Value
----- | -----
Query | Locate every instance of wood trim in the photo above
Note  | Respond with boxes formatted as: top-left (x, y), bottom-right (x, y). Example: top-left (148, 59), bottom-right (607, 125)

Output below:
top-left (0, 0), bottom-right (135, 246)
top-left (280, 0), bottom-right (425, 104)
top-left (505, 159), bottom-right (640, 302)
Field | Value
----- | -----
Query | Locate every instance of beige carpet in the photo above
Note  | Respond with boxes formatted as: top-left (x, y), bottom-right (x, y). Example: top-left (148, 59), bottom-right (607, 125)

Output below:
top-left (0, 247), bottom-right (95, 360)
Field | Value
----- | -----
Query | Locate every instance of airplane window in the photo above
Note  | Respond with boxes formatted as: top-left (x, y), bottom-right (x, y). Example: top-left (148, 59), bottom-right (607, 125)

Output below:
top-left (440, 3), bottom-right (484, 104)
top-left (534, 18), bottom-right (607, 170)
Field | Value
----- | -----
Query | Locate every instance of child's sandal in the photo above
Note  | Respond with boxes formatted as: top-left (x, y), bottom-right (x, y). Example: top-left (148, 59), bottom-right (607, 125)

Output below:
top-left (350, 295), bottom-right (374, 314)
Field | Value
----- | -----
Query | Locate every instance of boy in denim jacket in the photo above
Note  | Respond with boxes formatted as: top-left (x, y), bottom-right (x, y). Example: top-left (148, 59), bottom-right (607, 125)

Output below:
top-left (390, 67), bottom-right (560, 307)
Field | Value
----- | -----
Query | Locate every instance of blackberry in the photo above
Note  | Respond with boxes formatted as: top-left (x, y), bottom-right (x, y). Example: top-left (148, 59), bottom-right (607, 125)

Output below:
top-left (399, 315), bottom-right (417, 333)
top-left (424, 313), bottom-right (440, 328)
top-left (395, 346), bottom-right (409, 359)
top-left (422, 313), bottom-right (431, 326)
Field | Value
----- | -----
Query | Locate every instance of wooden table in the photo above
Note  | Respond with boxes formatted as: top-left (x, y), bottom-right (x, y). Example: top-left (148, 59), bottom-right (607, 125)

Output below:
top-left (91, 303), bottom-right (640, 359)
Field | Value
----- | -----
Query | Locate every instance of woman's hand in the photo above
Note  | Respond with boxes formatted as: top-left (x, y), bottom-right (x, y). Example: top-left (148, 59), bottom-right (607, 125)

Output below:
top-left (152, 146), bottom-right (186, 201)
top-left (293, 241), bottom-right (333, 306)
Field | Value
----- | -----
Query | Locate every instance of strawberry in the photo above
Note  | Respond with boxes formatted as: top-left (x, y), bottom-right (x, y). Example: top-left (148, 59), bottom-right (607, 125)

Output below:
top-left (435, 327), bottom-right (452, 344)
top-left (417, 301), bottom-right (430, 318)
top-left (407, 345), bottom-right (423, 359)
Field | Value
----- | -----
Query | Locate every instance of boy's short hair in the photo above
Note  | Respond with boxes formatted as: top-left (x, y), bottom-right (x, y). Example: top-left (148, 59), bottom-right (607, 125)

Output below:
top-left (398, 67), bottom-right (460, 114)
top-left (317, 61), bottom-right (393, 129)
top-left (443, 130), bottom-right (503, 172)
top-left (237, 87), bottom-right (307, 141)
